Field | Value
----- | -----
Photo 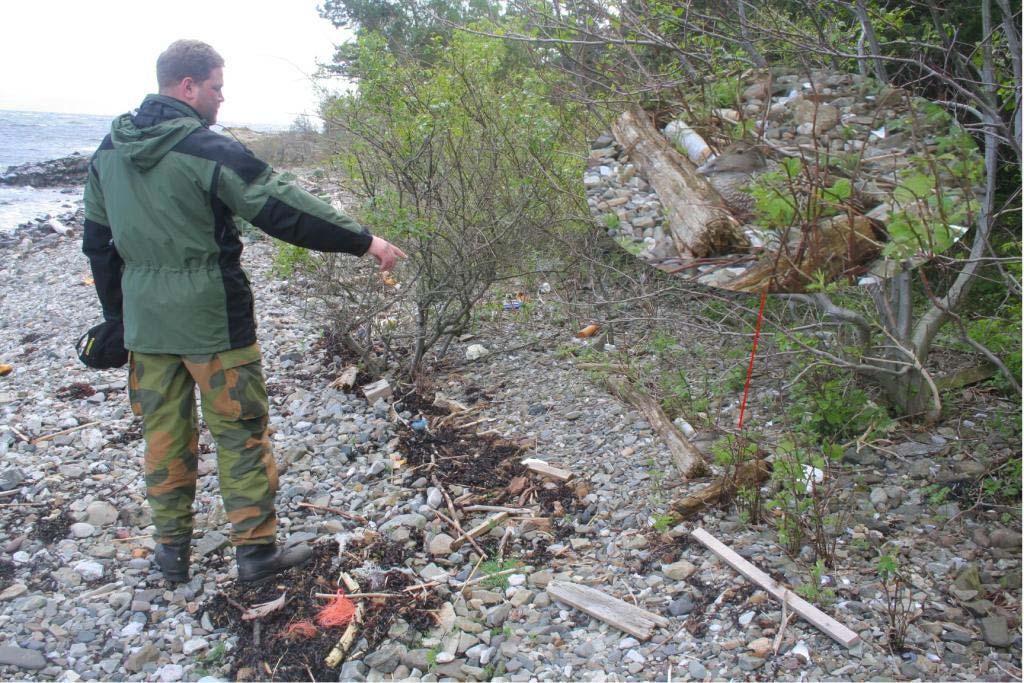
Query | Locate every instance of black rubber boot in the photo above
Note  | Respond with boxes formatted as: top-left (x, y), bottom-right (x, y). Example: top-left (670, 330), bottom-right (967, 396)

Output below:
top-left (154, 542), bottom-right (190, 583)
top-left (236, 542), bottom-right (313, 583)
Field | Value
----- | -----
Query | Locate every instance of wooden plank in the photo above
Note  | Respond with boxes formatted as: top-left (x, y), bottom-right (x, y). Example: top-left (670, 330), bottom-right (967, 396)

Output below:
top-left (691, 527), bottom-right (860, 648)
top-left (521, 458), bottom-right (573, 481)
top-left (547, 580), bottom-right (670, 640)
top-left (449, 511), bottom-right (510, 551)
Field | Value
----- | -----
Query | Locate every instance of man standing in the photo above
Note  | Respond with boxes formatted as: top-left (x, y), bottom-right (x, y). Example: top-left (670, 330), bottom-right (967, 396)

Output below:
top-left (82, 40), bottom-right (405, 583)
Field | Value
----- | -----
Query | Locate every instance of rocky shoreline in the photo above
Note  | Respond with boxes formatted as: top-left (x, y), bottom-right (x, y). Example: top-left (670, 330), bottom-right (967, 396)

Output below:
top-left (0, 161), bottom-right (1019, 682)
top-left (1, 154), bottom-right (91, 189)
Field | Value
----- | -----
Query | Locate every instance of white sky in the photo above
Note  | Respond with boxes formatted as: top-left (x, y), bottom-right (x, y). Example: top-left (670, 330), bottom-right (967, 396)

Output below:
top-left (0, 0), bottom-right (352, 127)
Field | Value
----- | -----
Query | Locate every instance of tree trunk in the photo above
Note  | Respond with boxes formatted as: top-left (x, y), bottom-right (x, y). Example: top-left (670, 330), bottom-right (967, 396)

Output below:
top-left (611, 108), bottom-right (748, 259)
top-left (877, 368), bottom-right (940, 422)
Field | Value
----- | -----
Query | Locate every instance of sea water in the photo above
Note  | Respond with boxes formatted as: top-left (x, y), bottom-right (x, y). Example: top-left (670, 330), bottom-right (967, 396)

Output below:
top-left (0, 109), bottom-right (112, 231)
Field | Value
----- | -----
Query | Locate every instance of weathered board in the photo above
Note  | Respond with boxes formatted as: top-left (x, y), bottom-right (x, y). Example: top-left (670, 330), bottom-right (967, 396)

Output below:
top-left (691, 527), bottom-right (860, 648)
top-left (547, 580), bottom-right (670, 640)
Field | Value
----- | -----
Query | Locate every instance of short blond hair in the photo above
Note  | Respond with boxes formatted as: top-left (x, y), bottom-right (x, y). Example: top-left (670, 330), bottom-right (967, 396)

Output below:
top-left (157, 40), bottom-right (224, 89)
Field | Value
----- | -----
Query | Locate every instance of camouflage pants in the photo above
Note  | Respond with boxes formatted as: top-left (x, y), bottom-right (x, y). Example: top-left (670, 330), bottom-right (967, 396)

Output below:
top-left (128, 343), bottom-right (278, 546)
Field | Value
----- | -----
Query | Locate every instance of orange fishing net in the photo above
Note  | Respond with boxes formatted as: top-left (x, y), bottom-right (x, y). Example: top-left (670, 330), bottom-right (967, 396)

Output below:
top-left (281, 620), bottom-right (318, 640)
top-left (316, 591), bottom-right (356, 627)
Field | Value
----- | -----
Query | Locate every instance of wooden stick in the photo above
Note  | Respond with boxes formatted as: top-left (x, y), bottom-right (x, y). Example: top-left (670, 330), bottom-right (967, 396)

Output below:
top-left (0, 490), bottom-right (21, 499)
top-left (521, 459), bottom-right (573, 482)
top-left (314, 592), bottom-right (401, 600)
top-left (463, 505), bottom-right (534, 515)
top-left (450, 511), bottom-right (510, 551)
top-left (0, 502), bottom-right (46, 508)
top-left (452, 566), bottom-right (530, 589)
top-left (691, 528), bottom-right (860, 648)
top-left (773, 599), bottom-right (792, 655)
top-left (112, 534), bottom-right (152, 542)
top-left (7, 425), bottom-right (31, 443)
top-left (325, 573), bottom-right (364, 668)
top-left (31, 421), bottom-right (101, 445)
top-left (432, 509), bottom-right (487, 559)
top-left (431, 476), bottom-right (487, 557)
top-left (453, 416), bottom-right (494, 430)
top-left (296, 501), bottom-right (368, 524)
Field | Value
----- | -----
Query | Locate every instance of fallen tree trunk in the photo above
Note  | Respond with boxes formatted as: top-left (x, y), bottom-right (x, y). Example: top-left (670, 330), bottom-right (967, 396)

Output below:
top-left (605, 377), bottom-right (707, 478)
top-left (727, 215), bottom-right (881, 292)
top-left (671, 458), bottom-right (771, 519)
top-left (611, 108), bottom-right (748, 258)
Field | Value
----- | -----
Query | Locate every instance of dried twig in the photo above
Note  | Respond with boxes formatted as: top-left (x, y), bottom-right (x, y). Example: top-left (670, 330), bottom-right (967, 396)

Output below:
top-left (314, 592), bottom-right (401, 600)
top-left (431, 476), bottom-right (488, 557)
top-left (31, 421), bottom-right (101, 445)
top-left (773, 598), bottom-right (792, 655)
top-left (296, 501), bottom-right (368, 524)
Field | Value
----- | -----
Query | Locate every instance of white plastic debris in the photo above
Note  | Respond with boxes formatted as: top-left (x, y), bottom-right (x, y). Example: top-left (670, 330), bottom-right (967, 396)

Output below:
top-left (465, 344), bottom-right (490, 361)
top-left (802, 464), bottom-right (824, 493)
top-left (663, 119), bottom-right (714, 165)
top-left (791, 640), bottom-right (811, 663)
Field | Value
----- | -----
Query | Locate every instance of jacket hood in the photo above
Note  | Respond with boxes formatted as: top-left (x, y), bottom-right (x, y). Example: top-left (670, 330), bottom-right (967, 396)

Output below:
top-left (110, 95), bottom-right (204, 171)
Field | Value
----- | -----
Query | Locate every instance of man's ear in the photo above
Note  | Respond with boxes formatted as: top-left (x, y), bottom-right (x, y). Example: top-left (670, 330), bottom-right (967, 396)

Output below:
top-left (180, 77), bottom-right (197, 97)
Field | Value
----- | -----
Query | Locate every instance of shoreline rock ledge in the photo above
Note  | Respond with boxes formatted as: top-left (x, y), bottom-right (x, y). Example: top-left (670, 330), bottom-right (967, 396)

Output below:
top-left (1, 153), bottom-right (91, 188)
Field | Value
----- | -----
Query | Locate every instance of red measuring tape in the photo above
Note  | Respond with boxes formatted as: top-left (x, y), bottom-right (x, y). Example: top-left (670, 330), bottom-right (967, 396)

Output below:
top-left (737, 289), bottom-right (768, 431)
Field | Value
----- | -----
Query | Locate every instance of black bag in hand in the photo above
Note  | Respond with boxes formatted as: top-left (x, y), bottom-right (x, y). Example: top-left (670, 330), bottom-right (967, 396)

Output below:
top-left (76, 321), bottom-right (128, 369)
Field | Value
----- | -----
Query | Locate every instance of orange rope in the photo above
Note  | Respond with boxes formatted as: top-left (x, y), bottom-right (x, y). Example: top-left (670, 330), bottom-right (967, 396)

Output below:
top-left (316, 590), bottom-right (356, 627)
top-left (738, 289), bottom-right (768, 431)
top-left (281, 620), bottom-right (318, 640)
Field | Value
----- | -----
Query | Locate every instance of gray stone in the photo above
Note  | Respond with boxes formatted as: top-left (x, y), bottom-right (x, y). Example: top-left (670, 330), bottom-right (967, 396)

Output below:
top-left (85, 500), bottom-right (119, 526)
top-left (157, 664), bottom-right (184, 682)
top-left (0, 583), bottom-right (28, 601)
top-left (0, 468), bottom-right (26, 491)
top-left (419, 563), bottom-right (447, 582)
top-left (182, 638), bottom-right (209, 655)
top-left (662, 559), bottom-right (697, 581)
top-left (989, 529), bottom-right (1022, 549)
top-left (73, 560), bottom-right (104, 581)
top-left (429, 533), bottom-right (455, 556)
top-left (688, 660), bottom-right (708, 679)
top-left (0, 645), bottom-right (46, 670)
top-left (365, 642), bottom-right (406, 673)
top-left (486, 603), bottom-right (512, 627)
top-left (196, 531), bottom-right (229, 557)
top-left (738, 654), bottom-right (766, 671)
top-left (339, 660), bottom-right (367, 682)
top-left (980, 615), bottom-right (1013, 648)
top-left (402, 648), bottom-right (432, 671)
top-left (69, 522), bottom-right (95, 538)
top-left (669, 596), bottom-right (695, 616)
top-left (379, 513), bottom-right (427, 533)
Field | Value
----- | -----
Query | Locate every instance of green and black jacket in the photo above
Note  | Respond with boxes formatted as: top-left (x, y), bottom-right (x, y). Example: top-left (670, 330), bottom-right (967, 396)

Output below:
top-left (83, 95), bottom-right (372, 354)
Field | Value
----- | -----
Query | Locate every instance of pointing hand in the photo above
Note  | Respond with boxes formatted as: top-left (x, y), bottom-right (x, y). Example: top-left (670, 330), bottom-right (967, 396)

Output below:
top-left (367, 236), bottom-right (407, 272)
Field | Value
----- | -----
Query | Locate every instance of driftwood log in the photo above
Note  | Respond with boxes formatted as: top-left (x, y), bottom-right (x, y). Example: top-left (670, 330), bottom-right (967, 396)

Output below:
top-left (605, 378), bottom-right (707, 479)
top-left (727, 215), bottom-right (881, 292)
top-left (671, 458), bottom-right (771, 519)
top-left (611, 108), bottom-right (748, 258)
